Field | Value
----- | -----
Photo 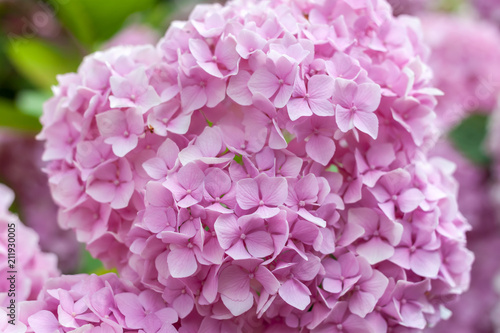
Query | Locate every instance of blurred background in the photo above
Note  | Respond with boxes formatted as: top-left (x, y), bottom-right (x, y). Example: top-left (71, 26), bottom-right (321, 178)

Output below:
top-left (1, 0), bottom-right (500, 332)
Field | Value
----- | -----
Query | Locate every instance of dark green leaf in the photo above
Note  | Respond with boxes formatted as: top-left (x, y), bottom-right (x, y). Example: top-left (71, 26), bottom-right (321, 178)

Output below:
top-left (448, 113), bottom-right (491, 166)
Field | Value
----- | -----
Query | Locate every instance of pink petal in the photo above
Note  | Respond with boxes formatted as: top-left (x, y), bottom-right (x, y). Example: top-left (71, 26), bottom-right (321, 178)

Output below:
top-left (410, 250), bottom-right (440, 278)
top-left (172, 294), bottom-right (194, 319)
top-left (248, 69), bottom-right (279, 98)
top-left (306, 134), bottom-right (335, 166)
top-left (236, 179), bottom-right (260, 209)
top-left (28, 310), bottom-right (61, 333)
top-left (214, 214), bottom-right (241, 249)
top-left (356, 237), bottom-right (395, 265)
top-left (287, 98), bottom-right (312, 121)
top-left (309, 98), bottom-right (334, 117)
top-left (168, 248), bottom-right (198, 278)
top-left (354, 82), bottom-right (381, 112)
top-left (221, 293), bottom-right (254, 316)
top-left (227, 71), bottom-right (253, 105)
top-left (397, 188), bottom-right (425, 213)
top-left (258, 177), bottom-right (285, 206)
top-left (353, 111), bottom-right (379, 139)
top-left (279, 279), bottom-right (311, 310)
top-left (335, 105), bottom-right (353, 132)
top-left (245, 231), bottom-right (274, 258)
top-left (308, 75), bottom-right (334, 99)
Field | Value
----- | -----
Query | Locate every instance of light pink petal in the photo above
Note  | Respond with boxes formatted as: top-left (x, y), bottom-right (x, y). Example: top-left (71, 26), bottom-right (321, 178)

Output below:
top-left (227, 71), bottom-right (253, 105)
top-left (356, 237), bottom-right (394, 265)
top-left (308, 75), bottom-right (334, 99)
top-left (261, 177), bottom-right (288, 206)
top-left (287, 98), bottom-right (312, 121)
top-left (172, 294), bottom-right (194, 319)
top-left (297, 208), bottom-right (326, 228)
top-left (349, 290), bottom-right (377, 318)
top-left (221, 293), bottom-right (254, 316)
top-left (181, 85), bottom-right (207, 113)
top-left (397, 188), bottom-right (425, 213)
top-left (87, 181), bottom-right (116, 204)
top-left (400, 303), bottom-right (426, 329)
top-left (28, 310), bottom-right (61, 333)
top-left (278, 279), bottom-right (311, 310)
top-left (218, 265), bottom-right (250, 300)
top-left (236, 179), bottom-right (260, 209)
top-left (335, 105), bottom-right (353, 132)
top-left (353, 111), bottom-right (379, 139)
top-left (178, 163), bottom-right (205, 190)
top-left (410, 250), bottom-right (440, 278)
top-left (189, 38), bottom-right (212, 63)
top-left (354, 82), bottom-right (381, 112)
top-left (245, 231), bottom-right (274, 258)
top-left (255, 266), bottom-right (280, 295)
top-left (111, 182), bottom-right (134, 209)
top-left (214, 214), bottom-right (241, 249)
top-left (273, 84), bottom-right (294, 108)
top-left (143, 157), bottom-right (168, 180)
top-left (332, 78), bottom-right (357, 108)
top-left (306, 134), bottom-right (335, 166)
top-left (168, 248), bottom-right (198, 278)
top-left (248, 69), bottom-right (279, 98)
top-left (309, 99), bottom-right (334, 117)
top-left (215, 36), bottom-right (240, 74)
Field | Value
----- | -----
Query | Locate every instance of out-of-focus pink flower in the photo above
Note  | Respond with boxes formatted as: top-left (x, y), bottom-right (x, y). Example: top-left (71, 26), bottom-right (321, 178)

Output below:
top-left (0, 132), bottom-right (79, 273)
top-left (0, 184), bottom-right (59, 306)
top-left (421, 14), bottom-right (500, 129)
top-left (104, 24), bottom-right (160, 49)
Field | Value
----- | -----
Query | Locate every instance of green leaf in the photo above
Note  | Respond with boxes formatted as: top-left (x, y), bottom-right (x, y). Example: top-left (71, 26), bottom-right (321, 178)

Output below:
top-left (79, 249), bottom-right (117, 275)
top-left (16, 90), bottom-right (52, 117)
top-left (6, 38), bottom-right (79, 89)
top-left (0, 98), bottom-right (41, 132)
top-left (50, 0), bottom-right (157, 45)
top-left (448, 113), bottom-right (491, 166)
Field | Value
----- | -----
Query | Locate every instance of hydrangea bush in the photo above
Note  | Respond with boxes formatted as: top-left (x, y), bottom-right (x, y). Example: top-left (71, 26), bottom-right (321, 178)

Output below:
top-left (34, 0), bottom-right (473, 331)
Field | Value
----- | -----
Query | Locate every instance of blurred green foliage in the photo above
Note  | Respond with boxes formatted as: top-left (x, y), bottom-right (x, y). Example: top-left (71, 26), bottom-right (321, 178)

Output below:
top-left (48, 0), bottom-right (156, 46)
top-left (449, 113), bottom-right (491, 166)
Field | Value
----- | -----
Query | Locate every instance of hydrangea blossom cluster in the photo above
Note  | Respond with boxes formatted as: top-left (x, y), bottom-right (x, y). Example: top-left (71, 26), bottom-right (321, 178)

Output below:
top-left (0, 184), bottom-right (59, 307)
top-left (421, 13), bottom-right (500, 129)
top-left (39, 0), bottom-right (473, 330)
top-left (4, 273), bottom-right (178, 333)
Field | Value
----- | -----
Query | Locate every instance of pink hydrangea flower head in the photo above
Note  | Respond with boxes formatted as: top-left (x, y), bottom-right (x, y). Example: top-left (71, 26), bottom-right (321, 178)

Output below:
top-left (39, 0), bottom-right (473, 330)
top-left (0, 184), bottom-right (60, 307)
